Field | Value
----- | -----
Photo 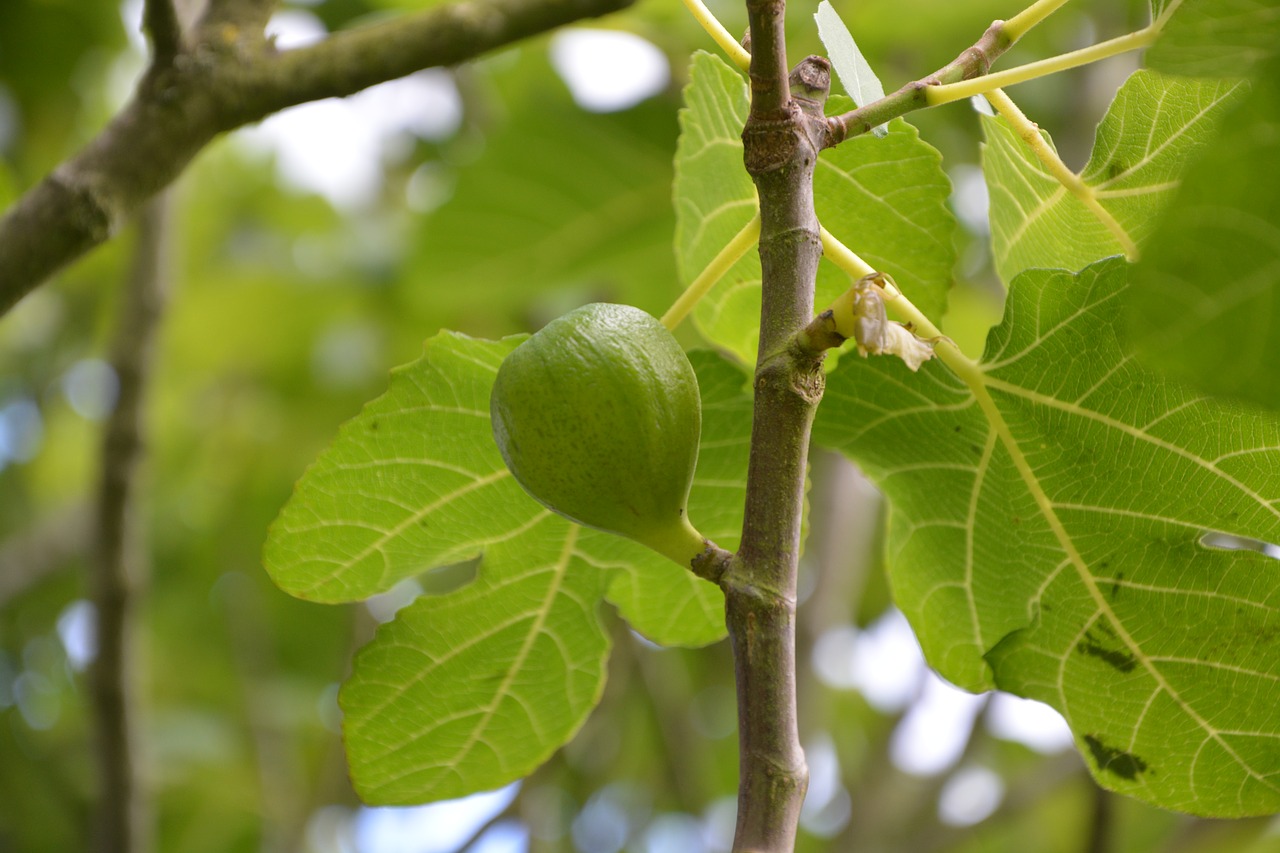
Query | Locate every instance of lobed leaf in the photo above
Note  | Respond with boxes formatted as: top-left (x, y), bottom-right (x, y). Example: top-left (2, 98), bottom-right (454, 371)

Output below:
top-left (983, 70), bottom-right (1243, 285)
top-left (674, 51), bottom-right (955, 363)
top-left (264, 333), bottom-right (528, 603)
top-left (672, 52), bottom-right (758, 362)
top-left (266, 333), bottom-right (753, 803)
top-left (1126, 51), bottom-right (1280, 410)
top-left (814, 258), bottom-right (1280, 816)
top-left (1147, 0), bottom-right (1280, 78)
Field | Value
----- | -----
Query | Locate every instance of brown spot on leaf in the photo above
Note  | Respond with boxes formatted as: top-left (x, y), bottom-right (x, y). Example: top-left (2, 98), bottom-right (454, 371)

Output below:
top-left (1077, 627), bottom-right (1136, 673)
top-left (1085, 734), bottom-right (1148, 780)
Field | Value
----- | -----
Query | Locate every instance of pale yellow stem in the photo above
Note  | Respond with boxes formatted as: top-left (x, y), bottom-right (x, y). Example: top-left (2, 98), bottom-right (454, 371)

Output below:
top-left (818, 227), bottom-right (874, 278)
top-left (679, 0), bottom-right (752, 72)
top-left (926, 27), bottom-right (1158, 105)
top-left (1002, 0), bottom-right (1076, 44)
top-left (984, 88), bottom-right (1139, 259)
top-left (661, 213), bottom-right (761, 331)
top-left (1152, 0), bottom-right (1187, 29)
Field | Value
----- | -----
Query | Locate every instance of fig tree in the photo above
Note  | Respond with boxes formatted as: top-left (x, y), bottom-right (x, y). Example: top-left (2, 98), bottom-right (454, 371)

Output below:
top-left (490, 303), bottom-right (707, 567)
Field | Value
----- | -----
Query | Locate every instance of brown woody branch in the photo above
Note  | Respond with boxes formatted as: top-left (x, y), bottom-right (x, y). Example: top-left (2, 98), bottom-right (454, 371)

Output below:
top-left (0, 0), bottom-right (634, 317)
top-left (723, 1), bottom-right (833, 843)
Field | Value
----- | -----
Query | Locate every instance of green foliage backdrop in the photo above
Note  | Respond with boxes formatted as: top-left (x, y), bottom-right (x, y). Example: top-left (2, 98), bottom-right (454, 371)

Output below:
top-left (2, 0), bottom-right (1280, 851)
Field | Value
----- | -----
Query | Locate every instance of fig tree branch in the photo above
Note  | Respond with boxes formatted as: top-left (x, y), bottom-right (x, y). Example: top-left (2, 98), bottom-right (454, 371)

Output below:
top-left (0, 0), bottom-right (634, 317)
top-left (925, 27), bottom-right (1158, 105)
top-left (725, 3), bottom-right (831, 843)
top-left (744, 0), bottom-right (789, 119)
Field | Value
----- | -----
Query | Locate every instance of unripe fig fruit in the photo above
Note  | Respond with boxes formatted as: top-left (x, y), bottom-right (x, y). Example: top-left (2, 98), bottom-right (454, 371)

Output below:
top-left (491, 303), bottom-right (707, 567)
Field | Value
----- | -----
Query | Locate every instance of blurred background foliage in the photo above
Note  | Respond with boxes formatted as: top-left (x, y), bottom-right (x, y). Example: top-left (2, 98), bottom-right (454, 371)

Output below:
top-left (1, 0), bottom-right (1277, 851)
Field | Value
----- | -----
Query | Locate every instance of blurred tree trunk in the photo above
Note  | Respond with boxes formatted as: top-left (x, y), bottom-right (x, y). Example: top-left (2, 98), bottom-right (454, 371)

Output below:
top-left (89, 192), bottom-right (172, 853)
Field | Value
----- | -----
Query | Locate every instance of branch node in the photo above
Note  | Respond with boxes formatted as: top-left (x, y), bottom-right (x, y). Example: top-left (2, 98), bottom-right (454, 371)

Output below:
top-left (692, 543), bottom-right (734, 585)
top-left (789, 55), bottom-right (830, 103)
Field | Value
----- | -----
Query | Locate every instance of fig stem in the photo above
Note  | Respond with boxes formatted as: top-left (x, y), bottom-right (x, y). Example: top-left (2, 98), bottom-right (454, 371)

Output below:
top-left (644, 518), bottom-right (718, 574)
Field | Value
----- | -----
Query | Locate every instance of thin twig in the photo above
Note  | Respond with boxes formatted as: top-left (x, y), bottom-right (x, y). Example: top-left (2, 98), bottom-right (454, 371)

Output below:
top-left (89, 192), bottom-right (172, 853)
top-left (825, 19), bottom-right (1010, 146)
top-left (216, 572), bottom-right (308, 853)
top-left (250, 0), bottom-right (630, 118)
top-left (1085, 783), bottom-right (1115, 853)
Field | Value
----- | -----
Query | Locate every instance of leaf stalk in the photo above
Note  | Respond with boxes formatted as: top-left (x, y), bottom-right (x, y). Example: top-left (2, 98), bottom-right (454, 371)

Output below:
top-left (926, 27), bottom-right (1158, 105)
top-left (680, 0), bottom-right (752, 71)
top-left (983, 88), bottom-right (1138, 259)
top-left (1002, 0), bottom-right (1076, 44)
top-left (662, 213), bottom-right (762, 330)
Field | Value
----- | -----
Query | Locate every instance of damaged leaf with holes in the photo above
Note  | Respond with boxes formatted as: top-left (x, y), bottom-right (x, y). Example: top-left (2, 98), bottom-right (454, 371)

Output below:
top-left (814, 258), bottom-right (1280, 816)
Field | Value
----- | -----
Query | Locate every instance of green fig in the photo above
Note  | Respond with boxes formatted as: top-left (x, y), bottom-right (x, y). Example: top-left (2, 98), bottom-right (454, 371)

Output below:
top-left (490, 303), bottom-right (706, 566)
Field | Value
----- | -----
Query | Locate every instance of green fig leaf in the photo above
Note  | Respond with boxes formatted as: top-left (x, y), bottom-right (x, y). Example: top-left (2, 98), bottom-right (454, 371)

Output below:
top-left (264, 334), bottom-right (527, 603)
top-left (1147, 0), bottom-right (1280, 78)
top-left (265, 333), bottom-right (753, 803)
top-left (674, 51), bottom-right (955, 363)
top-left (1126, 51), bottom-right (1280, 410)
top-left (814, 258), bottom-right (1280, 816)
top-left (983, 70), bottom-right (1243, 285)
top-left (341, 518), bottom-right (611, 805)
